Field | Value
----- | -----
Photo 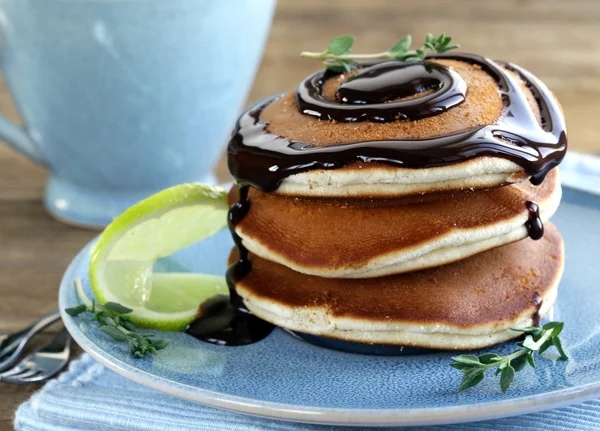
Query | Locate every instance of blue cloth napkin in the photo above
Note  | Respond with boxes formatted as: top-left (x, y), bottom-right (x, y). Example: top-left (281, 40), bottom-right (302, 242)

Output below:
top-left (14, 152), bottom-right (600, 431)
top-left (14, 354), bottom-right (600, 431)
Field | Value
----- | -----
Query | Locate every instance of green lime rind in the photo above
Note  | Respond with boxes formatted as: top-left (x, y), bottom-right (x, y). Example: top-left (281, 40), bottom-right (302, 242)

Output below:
top-left (107, 273), bottom-right (229, 332)
top-left (89, 183), bottom-right (229, 331)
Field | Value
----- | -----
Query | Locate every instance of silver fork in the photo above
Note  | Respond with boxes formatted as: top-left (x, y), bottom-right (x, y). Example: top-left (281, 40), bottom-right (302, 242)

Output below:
top-left (0, 309), bottom-right (62, 372)
top-left (0, 328), bottom-right (71, 384)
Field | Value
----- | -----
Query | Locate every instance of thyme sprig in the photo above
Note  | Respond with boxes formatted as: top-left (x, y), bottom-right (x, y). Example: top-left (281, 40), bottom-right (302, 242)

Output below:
top-left (65, 279), bottom-right (171, 358)
top-left (301, 33), bottom-right (459, 73)
top-left (450, 322), bottom-right (568, 393)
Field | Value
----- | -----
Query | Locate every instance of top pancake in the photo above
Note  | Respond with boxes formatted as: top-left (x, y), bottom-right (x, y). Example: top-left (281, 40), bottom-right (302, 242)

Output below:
top-left (265, 60), bottom-right (513, 145)
top-left (256, 59), bottom-right (547, 198)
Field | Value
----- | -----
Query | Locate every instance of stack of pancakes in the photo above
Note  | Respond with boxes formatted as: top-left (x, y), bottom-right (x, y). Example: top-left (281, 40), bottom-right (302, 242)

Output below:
top-left (226, 55), bottom-right (566, 350)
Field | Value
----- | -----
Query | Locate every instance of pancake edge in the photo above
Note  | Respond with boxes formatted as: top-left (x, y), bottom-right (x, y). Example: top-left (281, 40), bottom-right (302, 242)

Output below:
top-left (237, 171), bottom-right (562, 278)
top-left (238, 263), bottom-right (562, 350)
top-left (275, 157), bottom-right (526, 198)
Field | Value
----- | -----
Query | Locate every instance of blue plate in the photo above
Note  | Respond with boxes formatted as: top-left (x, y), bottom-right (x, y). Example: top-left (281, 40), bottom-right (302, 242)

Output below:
top-left (59, 186), bottom-right (600, 427)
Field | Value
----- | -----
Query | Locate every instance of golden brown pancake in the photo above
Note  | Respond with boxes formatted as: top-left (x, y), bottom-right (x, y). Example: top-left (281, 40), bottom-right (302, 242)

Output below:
top-left (231, 168), bottom-right (561, 278)
top-left (265, 60), bottom-right (513, 145)
top-left (231, 224), bottom-right (564, 349)
top-left (259, 59), bottom-right (546, 198)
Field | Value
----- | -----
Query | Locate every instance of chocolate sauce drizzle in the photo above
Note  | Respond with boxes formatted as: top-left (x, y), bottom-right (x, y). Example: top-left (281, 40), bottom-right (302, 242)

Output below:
top-left (298, 61), bottom-right (467, 122)
top-left (531, 293), bottom-right (543, 327)
top-left (185, 185), bottom-right (274, 345)
top-left (228, 53), bottom-right (567, 193)
top-left (525, 201), bottom-right (544, 240)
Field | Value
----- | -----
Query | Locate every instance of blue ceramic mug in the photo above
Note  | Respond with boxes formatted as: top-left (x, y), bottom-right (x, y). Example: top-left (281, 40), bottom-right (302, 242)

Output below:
top-left (0, 0), bottom-right (275, 227)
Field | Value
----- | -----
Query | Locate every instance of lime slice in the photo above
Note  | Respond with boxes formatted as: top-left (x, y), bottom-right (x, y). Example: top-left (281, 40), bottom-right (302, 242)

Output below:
top-left (89, 183), bottom-right (230, 331)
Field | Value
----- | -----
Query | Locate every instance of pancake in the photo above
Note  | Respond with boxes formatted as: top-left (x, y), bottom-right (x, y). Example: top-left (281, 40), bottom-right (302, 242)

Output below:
top-left (273, 158), bottom-right (529, 199)
top-left (231, 223), bottom-right (564, 350)
top-left (228, 56), bottom-right (566, 198)
top-left (263, 59), bottom-right (525, 198)
top-left (231, 168), bottom-right (561, 278)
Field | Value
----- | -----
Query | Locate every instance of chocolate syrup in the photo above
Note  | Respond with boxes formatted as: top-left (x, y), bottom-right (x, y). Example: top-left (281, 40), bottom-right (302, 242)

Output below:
top-left (228, 53), bottom-right (567, 193)
top-left (298, 61), bottom-right (467, 122)
top-left (185, 185), bottom-right (274, 345)
top-left (525, 201), bottom-right (544, 240)
top-left (185, 296), bottom-right (273, 346)
top-left (531, 294), bottom-right (543, 327)
top-left (226, 184), bottom-right (252, 311)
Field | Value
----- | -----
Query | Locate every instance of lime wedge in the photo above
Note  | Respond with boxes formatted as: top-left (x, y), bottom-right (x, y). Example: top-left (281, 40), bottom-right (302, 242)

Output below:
top-left (89, 183), bottom-right (230, 331)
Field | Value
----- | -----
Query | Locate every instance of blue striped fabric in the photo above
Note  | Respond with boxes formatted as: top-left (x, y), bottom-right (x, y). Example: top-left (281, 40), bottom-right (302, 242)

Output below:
top-left (14, 354), bottom-right (600, 431)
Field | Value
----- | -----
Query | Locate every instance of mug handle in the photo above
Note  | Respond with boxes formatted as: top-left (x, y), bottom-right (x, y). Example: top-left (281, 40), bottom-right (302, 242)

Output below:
top-left (0, 113), bottom-right (47, 166)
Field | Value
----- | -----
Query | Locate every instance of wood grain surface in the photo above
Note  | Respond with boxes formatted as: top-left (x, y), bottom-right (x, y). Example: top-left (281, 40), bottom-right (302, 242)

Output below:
top-left (1, 0), bottom-right (599, 428)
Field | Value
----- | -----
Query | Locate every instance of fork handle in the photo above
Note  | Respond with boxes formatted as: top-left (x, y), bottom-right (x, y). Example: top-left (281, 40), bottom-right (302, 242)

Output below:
top-left (1, 309), bottom-right (61, 354)
top-left (28, 310), bottom-right (62, 335)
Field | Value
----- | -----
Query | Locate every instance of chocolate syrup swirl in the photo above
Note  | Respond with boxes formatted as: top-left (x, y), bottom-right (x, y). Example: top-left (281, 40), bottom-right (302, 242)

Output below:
top-left (298, 61), bottom-right (467, 122)
top-left (228, 53), bottom-right (567, 192)
top-left (186, 185), bottom-right (274, 346)
top-left (525, 201), bottom-right (544, 240)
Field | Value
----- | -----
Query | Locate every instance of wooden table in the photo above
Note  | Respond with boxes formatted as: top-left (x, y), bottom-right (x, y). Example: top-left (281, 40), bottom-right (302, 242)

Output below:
top-left (1, 0), bottom-right (599, 427)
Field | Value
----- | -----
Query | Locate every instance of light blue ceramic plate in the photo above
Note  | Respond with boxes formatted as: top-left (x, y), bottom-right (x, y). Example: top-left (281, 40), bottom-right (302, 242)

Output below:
top-left (59, 186), bottom-right (600, 427)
